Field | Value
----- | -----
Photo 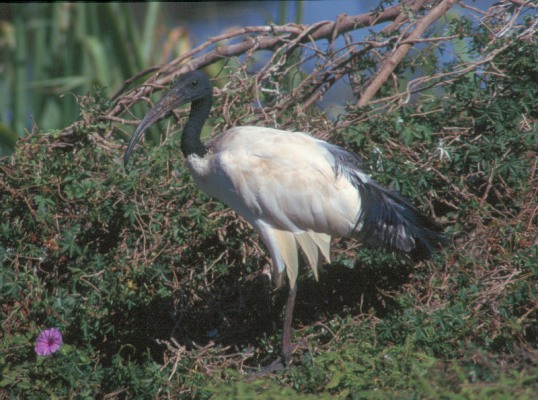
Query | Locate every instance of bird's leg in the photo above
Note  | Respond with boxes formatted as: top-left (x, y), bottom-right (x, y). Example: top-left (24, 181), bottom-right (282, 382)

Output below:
top-left (280, 282), bottom-right (297, 367)
top-left (256, 282), bottom-right (298, 375)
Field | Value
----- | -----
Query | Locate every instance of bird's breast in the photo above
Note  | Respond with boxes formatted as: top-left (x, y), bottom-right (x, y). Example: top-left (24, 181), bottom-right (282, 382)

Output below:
top-left (185, 153), bottom-right (221, 198)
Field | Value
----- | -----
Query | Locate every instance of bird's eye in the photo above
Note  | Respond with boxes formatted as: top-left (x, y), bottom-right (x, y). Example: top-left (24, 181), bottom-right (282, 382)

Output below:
top-left (192, 80), bottom-right (198, 87)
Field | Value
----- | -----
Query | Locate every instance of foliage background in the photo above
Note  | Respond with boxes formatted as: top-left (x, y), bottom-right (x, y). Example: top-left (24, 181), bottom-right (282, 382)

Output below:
top-left (1, 1), bottom-right (537, 398)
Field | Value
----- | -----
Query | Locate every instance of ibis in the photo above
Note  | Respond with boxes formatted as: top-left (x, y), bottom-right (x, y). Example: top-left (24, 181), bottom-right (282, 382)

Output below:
top-left (124, 70), bottom-right (446, 371)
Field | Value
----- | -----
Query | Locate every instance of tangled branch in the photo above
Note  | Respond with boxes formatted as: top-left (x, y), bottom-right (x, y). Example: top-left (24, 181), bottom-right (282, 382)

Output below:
top-left (106, 0), bottom-right (433, 119)
top-left (58, 0), bottom-right (536, 142)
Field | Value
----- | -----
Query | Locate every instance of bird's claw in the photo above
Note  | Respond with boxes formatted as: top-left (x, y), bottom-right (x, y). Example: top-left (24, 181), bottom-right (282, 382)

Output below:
top-left (254, 358), bottom-right (287, 376)
top-left (254, 340), bottom-right (304, 376)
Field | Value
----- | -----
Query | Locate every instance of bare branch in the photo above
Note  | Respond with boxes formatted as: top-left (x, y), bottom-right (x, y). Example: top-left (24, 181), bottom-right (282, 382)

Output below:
top-left (357, 0), bottom-right (459, 106)
top-left (104, 0), bottom-right (430, 120)
top-left (57, 0), bottom-right (536, 141)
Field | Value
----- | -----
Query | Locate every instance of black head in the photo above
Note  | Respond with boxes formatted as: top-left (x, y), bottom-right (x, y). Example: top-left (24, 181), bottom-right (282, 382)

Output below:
top-left (124, 70), bottom-right (213, 166)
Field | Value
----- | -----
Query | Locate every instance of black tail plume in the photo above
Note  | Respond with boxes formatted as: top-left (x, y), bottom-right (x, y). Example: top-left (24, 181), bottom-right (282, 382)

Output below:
top-left (324, 142), bottom-right (447, 261)
top-left (357, 180), bottom-right (447, 261)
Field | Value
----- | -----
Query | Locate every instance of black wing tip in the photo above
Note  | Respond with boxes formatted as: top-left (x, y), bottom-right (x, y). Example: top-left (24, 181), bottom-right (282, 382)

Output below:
top-left (358, 181), bottom-right (449, 261)
top-left (321, 141), bottom-right (450, 261)
top-left (409, 228), bottom-right (450, 261)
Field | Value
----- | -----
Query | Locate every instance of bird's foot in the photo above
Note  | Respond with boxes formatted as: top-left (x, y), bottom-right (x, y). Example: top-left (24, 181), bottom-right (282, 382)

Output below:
top-left (254, 340), bottom-right (304, 376)
top-left (254, 358), bottom-right (287, 376)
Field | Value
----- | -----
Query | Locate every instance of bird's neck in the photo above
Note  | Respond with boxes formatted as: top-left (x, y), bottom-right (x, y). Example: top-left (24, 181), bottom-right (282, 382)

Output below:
top-left (181, 96), bottom-right (212, 158)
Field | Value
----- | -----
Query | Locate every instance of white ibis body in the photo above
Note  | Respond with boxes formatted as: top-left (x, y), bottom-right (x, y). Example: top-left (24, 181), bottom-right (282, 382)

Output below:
top-left (124, 71), bottom-right (446, 370)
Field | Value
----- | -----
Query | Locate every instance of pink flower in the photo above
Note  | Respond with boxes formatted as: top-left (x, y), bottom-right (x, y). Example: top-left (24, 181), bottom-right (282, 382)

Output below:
top-left (35, 328), bottom-right (63, 356)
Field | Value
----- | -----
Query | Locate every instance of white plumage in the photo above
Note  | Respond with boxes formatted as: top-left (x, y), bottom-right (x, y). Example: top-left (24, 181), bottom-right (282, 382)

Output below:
top-left (186, 126), bottom-right (364, 288)
top-left (124, 71), bottom-right (446, 371)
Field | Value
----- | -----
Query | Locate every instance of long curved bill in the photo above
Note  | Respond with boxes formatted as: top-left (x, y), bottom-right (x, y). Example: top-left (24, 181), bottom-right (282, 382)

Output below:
top-left (123, 88), bottom-right (185, 167)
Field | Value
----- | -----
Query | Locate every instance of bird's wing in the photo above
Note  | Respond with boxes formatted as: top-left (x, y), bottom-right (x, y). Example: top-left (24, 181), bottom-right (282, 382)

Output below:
top-left (215, 127), bottom-right (364, 237)
top-left (196, 126), bottom-right (444, 287)
top-left (205, 127), bottom-right (362, 287)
